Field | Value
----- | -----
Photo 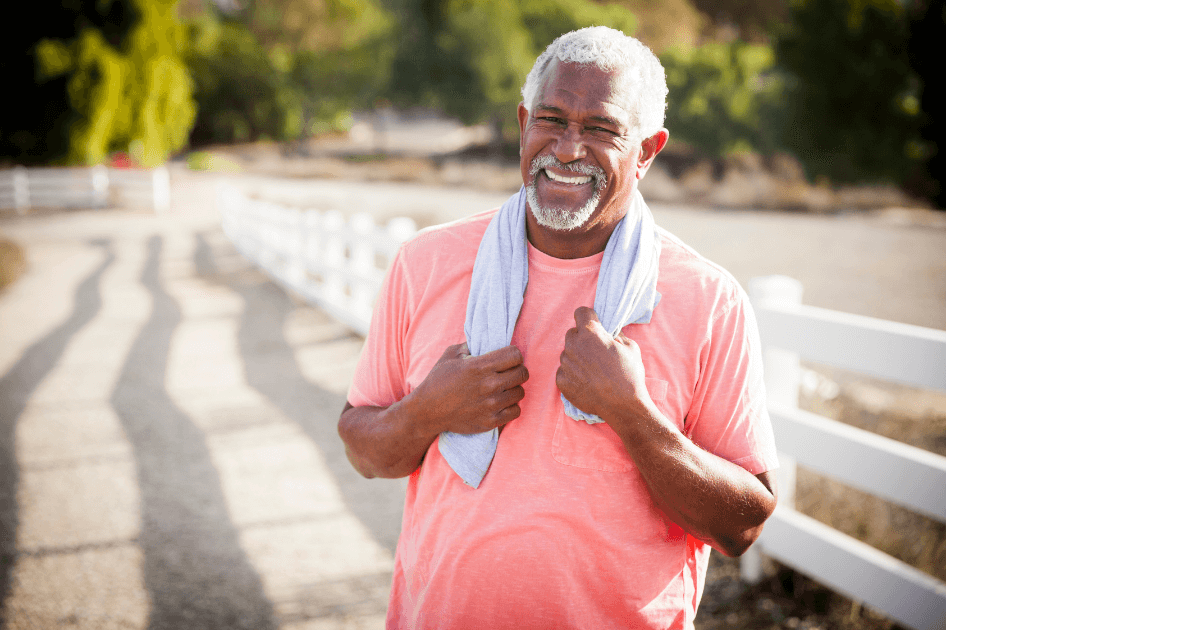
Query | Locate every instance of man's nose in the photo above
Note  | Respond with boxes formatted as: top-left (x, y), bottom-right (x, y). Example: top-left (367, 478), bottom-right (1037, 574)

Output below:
top-left (553, 125), bottom-right (586, 164)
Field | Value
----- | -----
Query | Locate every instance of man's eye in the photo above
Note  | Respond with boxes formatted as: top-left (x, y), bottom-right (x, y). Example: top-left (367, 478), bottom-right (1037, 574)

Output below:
top-left (588, 126), bottom-right (617, 135)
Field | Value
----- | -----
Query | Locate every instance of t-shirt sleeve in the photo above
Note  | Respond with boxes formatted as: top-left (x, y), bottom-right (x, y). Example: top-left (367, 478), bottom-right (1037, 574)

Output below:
top-left (347, 248), bottom-right (410, 408)
top-left (685, 289), bottom-right (779, 476)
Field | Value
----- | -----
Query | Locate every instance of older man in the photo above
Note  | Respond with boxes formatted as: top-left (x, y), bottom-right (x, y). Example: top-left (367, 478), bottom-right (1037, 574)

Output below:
top-left (338, 26), bottom-right (779, 629)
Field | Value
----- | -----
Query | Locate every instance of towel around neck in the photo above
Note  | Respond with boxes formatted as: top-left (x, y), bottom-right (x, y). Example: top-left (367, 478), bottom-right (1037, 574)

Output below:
top-left (437, 185), bottom-right (662, 488)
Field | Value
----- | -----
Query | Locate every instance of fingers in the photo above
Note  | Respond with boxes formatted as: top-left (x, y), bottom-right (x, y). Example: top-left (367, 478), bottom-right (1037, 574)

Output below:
top-left (483, 386), bottom-right (524, 429)
top-left (495, 362), bottom-right (530, 389)
top-left (472, 344), bottom-right (524, 372)
top-left (494, 401), bottom-right (522, 424)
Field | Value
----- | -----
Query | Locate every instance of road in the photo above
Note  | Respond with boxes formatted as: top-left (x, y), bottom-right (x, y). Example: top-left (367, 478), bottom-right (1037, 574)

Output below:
top-left (0, 166), bottom-right (944, 628)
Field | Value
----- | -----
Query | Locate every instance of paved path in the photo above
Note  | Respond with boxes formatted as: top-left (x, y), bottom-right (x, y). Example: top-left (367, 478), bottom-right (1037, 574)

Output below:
top-left (0, 167), bottom-right (944, 628)
top-left (1, 177), bottom-right (403, 629)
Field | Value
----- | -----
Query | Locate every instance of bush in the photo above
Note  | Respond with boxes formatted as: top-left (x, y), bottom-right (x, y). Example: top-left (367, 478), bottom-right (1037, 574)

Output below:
top-left (186, 15), bottom-right (297, 144)
top-left (775, 0), bottom-right (927, 188)
top-left (661, 40), bottom-right (785, 158)
top-left (186, 0), bottom-right (395, 147)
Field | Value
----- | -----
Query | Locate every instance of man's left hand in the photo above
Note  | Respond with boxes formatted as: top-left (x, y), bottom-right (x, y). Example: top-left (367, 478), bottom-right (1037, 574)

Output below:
top-left (557, 306), bottom-right (652, 424)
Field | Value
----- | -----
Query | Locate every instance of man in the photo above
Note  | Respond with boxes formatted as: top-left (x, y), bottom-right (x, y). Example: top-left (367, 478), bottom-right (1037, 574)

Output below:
top-left (338, 26), bottom-right (779, 629)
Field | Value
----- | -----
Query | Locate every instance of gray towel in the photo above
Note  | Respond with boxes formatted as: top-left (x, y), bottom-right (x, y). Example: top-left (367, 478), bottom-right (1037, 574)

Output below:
top-left (438, 185), bottom-right (661, 488)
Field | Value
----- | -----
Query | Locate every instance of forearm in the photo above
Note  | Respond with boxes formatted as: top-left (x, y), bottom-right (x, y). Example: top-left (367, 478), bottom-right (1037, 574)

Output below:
top-left (338, 398), bottom-right (439, 479)
top-left (613, 405), bottom-right (776, 557)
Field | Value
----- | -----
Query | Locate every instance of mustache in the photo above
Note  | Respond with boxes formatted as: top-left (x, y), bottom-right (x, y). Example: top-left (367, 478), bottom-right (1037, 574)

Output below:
top-left (529, 155), bottom-right (607, 188)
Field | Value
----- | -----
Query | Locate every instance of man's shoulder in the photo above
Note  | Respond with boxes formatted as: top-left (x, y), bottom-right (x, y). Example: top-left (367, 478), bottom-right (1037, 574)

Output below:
top-left (655, 226), bottom-right (746, 313)
top-left (397, 208), bottom-right (498, 263)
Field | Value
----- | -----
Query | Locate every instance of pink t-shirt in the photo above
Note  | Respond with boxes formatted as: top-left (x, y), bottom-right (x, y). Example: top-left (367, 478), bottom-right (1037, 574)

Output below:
top-left (348, 209), bottom-right (778, 630)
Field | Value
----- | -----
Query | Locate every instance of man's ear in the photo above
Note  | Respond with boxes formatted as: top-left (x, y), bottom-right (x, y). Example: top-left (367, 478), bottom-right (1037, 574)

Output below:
top-left (635, 129), bottom-right (669, 180)
top-left (517, 103), bottom-right (529, 146)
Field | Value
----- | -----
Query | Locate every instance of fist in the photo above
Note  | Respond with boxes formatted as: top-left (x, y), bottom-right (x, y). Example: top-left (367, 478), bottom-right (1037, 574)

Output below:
top-left (556, 306), bottom-right (651, 423)
top-left (410, 342), bottom-right (529, 435)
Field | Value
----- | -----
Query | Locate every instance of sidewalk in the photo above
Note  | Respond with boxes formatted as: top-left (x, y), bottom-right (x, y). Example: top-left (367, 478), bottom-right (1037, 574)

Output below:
top-left (0, 188), bottom-right (403, 629)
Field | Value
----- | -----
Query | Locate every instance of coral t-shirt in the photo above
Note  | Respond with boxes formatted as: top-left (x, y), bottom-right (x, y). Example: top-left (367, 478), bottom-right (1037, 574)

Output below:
top-left (348, 209), bottom-right (778, 630)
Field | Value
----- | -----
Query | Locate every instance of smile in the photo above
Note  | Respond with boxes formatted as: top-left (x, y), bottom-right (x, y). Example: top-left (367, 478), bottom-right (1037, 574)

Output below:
top-left (543, 170), bottom-right (592, 185)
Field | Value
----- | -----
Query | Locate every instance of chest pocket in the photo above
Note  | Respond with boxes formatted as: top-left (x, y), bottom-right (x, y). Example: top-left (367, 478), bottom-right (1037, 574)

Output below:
top-left (551, 377), bottom-right (670, 472)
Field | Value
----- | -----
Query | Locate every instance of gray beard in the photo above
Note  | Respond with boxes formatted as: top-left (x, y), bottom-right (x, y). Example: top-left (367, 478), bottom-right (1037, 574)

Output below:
top-left (526, 155), bottom-right (608, 231)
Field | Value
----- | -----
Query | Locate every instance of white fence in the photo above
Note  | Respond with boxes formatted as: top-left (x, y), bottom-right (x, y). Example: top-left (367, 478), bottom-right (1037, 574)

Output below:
top-left (219, 187), bottom-right (417, 336)
top-left (744, 275), bottom-right (946, 630)
top-left (219, 190), bottom-right (946, 630)
top-left (0, 165), bottom-right (170, 213)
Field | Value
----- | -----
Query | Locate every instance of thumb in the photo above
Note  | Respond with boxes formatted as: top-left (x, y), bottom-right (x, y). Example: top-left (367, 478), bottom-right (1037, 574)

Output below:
top-left (441, 342), bottom-right (469, 360)
top-left (574, 306), bottom-right (601, 329)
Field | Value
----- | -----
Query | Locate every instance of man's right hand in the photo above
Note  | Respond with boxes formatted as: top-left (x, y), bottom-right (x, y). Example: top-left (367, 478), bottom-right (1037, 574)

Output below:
top-left (406, 343), bottom-right (529, 436)
top-left (339, 343), bottom-right (527, 479)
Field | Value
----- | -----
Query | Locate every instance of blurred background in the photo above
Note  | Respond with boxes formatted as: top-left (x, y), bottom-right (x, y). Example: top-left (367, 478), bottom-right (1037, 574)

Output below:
top-left (1, 0), bottom-right (944, 210)
top-left (1, 1), bottom-right (944, 629)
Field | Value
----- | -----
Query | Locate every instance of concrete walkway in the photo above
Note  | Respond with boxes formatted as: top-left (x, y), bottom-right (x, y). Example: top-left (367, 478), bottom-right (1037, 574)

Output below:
top-left (0, 167), bottom-right (944, 629)
top-left (1, 175), bottom-right (403, 629)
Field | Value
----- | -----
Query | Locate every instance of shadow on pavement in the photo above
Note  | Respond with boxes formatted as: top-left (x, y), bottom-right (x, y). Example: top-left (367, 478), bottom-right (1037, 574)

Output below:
top-left (0, 238), bottom-right (113, 624)
top-left (193, 231), bottom-right (406, 553)
top-left (111, 235), bottom-right (277, 630)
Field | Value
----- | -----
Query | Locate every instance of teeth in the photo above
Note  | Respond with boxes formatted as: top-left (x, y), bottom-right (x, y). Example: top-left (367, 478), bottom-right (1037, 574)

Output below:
top-left (545, 170), bottom-right (591, 185)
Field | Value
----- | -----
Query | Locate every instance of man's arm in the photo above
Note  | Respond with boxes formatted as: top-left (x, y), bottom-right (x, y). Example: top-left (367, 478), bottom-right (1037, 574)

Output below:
top-left (339, 343), bottom-right (530, 479)
top-left (557, 307), bottom-right (777, 557)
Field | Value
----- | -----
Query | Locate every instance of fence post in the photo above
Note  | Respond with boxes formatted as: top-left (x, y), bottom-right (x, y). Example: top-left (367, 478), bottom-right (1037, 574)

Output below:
top-left (322, 210), bottom-right (348, 311)
top-left (302, 209), bottom-right (322, 296)
top-left (282, 207), bottom-right (304, 289)
top-left (349, 212), bottom-right (378, 324)
top-left (741, 275), bottom-right (804, 583)
top-left (13, 166), bottom-right (30, 215)
top-left (262, 202), bottom-right (286, 276)
top-left (387, 217), bottom-right (417, 243)
top-left (91, 165), bottom-right (109, 209)
top-left (152, 166), bottom-right (170, 213)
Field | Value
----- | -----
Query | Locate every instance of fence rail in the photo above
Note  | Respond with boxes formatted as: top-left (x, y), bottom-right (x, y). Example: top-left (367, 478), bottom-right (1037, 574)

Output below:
top-left (219, 191), bottom-right (946, 630)
top-left (0, 165), bottom-right (170, 213)
top-left (219, 186), bottom-right (417, 336)
top-left (746, 275), bottom-right (946, 630)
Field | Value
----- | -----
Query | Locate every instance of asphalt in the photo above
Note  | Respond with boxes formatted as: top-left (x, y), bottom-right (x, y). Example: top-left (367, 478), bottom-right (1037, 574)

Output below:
top-left (0, 165), bottom-right (945, 629)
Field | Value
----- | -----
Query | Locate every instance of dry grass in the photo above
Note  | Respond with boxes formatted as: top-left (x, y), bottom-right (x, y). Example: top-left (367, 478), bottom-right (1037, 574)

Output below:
top-left (0, 236), bottom-right (26, 293)
top-left (793, 366), bottom-right (946, 581)
top-left (696, 365), bottom-right (945, 630)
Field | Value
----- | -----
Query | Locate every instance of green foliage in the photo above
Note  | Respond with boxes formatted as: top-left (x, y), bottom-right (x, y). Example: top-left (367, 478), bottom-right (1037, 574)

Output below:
top-left (386, 0), bottom-right (636, 139)
top-left (186, 0), bottom-right (395, 146)
top-left (186, 15), bottom-right (296, 143)
top-left (775, 0), bottom-right (926, 186)
top-left (661, 40), bottom-right (785, 157)
top-left (7, 0), bottom-right (196, 166)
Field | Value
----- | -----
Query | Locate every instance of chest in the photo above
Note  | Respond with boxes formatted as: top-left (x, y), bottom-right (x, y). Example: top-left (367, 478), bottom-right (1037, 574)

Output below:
top-left (399, 263), bottom-right (703, 430)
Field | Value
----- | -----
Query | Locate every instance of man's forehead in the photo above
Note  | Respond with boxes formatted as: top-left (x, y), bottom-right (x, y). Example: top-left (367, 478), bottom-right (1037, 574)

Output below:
top-left (535, 60), bottom-right (635, 126)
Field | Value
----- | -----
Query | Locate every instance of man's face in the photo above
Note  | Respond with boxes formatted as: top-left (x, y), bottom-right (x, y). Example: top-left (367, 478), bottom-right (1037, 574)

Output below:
top-left (519, 61), bottom-right (644, 233)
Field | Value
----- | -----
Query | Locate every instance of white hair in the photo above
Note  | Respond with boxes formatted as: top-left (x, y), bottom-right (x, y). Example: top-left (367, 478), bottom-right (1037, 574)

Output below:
top-left (520, 26), bottom-right (668, 141)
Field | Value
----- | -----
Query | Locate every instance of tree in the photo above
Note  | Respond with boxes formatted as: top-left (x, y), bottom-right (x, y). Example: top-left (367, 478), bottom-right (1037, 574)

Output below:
top-left (185, 12), bottom-right (298, 144)
top-left (384, 0), bottom-right (637, 144)
top-left (181, 0), bottom-right (396, 149)
top-left (661, 40), bottom-right (784, 158)
top-left (2, 0), bottom-right (196, 166)
top-left (775, 0), bottom-right (929, 195)
top-left (244, 0), bottom-right (396, 146)
top-left (906, 0), bottom-right (945, 208)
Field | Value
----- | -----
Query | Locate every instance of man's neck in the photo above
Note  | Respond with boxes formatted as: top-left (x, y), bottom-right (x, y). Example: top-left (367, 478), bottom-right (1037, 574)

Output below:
top-left (524, 203), bottom-right (630, 260)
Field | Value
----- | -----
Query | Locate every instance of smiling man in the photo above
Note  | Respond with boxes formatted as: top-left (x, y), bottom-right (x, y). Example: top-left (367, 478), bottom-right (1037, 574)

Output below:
top-left (338, 26), bottom-right (779, 629)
